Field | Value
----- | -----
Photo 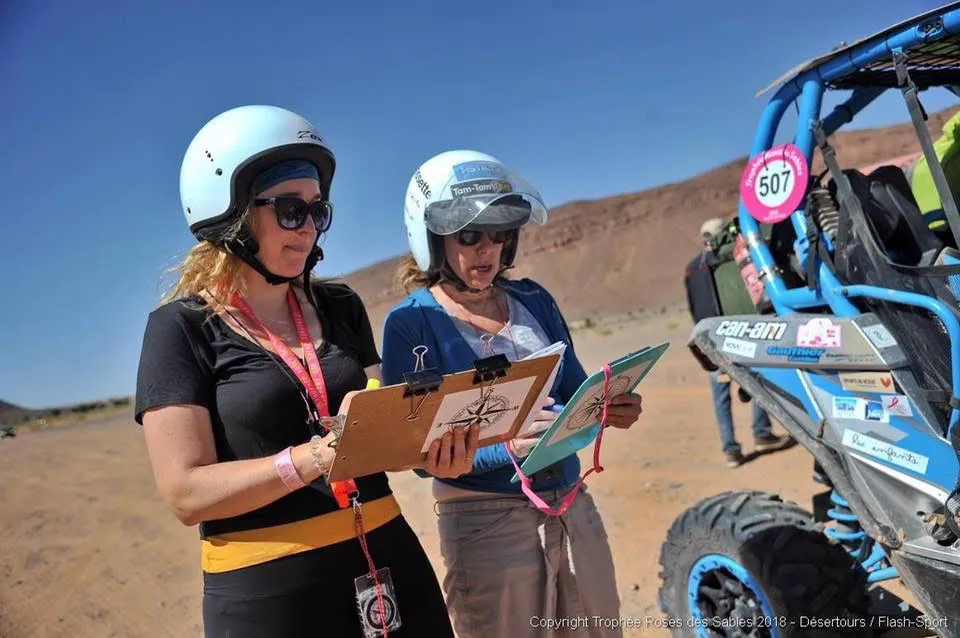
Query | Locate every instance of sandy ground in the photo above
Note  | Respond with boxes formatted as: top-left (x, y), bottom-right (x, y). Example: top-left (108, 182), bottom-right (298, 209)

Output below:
top-left (0, 311), bottom-right (935, 637)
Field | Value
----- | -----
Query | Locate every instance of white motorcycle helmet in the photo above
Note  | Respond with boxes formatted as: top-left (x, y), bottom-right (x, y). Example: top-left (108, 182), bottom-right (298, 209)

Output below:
top-left (403, 150), bottom-right (548, 290)
top-left (179, 104), bottom-right (336, 284)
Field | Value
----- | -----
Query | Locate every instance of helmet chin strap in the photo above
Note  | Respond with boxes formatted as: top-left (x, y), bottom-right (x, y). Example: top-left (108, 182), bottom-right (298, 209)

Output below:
top-left (225, 235), bottom-right (324, 286)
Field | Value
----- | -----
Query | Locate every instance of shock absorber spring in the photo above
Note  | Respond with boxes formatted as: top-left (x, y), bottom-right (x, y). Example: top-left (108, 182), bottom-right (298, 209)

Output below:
top-left (814, 463), bottom-right (897, 582)
top-left (824, 489), bottom-right (866, 554)
top-left (808, 184), bottom-right (840, 242)
top-left (824, 488), bottom-right (898, 583)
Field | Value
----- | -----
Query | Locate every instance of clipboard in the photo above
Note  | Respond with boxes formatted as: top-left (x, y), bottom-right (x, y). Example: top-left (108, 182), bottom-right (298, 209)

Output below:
top-left (326, 346), bottom-right (562, 482)
top-left (509, 341), bottom-right (670, 482)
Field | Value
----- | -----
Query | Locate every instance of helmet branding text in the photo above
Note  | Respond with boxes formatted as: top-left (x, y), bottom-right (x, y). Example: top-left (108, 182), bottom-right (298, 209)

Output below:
top-left (415, 170), bottom-right (431, 199)
top-left (450, 179), bottom-right (513, 199)
top-left (297, 129), bottom-right (323, 142)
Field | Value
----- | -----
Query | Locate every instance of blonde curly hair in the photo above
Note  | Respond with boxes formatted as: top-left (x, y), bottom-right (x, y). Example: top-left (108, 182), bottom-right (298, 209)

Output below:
top-left (159, 207), bottom-right (293, 313)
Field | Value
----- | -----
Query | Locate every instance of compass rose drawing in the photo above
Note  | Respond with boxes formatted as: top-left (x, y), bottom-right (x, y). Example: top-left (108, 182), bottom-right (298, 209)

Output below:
top-left (420, 376), bottom-right (538, 453)
top-left (443, 393), bottom-right (518, 434)
top-left (564, 374), bottom-right (632, 431)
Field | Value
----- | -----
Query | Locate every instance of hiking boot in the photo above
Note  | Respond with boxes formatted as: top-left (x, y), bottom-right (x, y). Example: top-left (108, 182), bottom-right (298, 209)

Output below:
top-left (754, 433), bottom-right (790, 452)
top-left (725, 450), bottom-right (746, 468)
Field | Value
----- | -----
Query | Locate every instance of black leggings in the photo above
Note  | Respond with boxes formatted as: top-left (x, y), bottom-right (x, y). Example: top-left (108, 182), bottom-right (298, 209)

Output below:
top-left (201, 516), bottom-right (454, 638)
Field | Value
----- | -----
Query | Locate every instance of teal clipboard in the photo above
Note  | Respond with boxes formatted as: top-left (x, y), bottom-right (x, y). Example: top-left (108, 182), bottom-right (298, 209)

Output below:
top-left (509, 341), bottom-right (670, 482)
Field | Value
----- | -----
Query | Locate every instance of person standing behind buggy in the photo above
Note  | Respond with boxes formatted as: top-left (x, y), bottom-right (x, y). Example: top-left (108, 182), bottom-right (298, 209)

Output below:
top-left (134, 105), bottom-right (472, 637)
top-left (683, 217), bottom-right (789, 468)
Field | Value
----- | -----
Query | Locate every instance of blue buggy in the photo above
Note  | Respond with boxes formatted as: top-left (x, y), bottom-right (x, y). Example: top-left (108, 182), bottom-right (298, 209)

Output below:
top-left (658, 3), bottom-right (960, 636)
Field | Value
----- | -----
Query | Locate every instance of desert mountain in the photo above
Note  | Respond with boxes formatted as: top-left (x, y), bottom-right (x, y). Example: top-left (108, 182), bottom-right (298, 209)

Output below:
top-left (0, 399), bottom-right (41, 425)
top-left (343, 104), bottom-right (960, 334)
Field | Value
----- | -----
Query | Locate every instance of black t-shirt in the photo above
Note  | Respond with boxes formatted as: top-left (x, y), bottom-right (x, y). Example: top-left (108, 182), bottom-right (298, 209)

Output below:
top-left (133, 280), bottom-right (391, 538)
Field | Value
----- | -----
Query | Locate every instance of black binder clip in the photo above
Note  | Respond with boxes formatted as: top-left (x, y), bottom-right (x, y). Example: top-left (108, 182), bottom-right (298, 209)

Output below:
top-left (402, 369), bottom-right (443, 398)
top-left (402, 346), bottom-right (442, 420)
top-left (472, 353), bottom-right (511, 385)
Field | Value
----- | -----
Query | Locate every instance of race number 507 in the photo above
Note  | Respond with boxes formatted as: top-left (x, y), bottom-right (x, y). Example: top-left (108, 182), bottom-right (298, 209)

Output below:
top-left (740, 143), bottom-right (809, 225)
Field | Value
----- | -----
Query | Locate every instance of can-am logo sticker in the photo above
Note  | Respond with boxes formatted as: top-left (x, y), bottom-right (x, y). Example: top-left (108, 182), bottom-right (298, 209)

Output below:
top-left (715, 320), bottom-right (786, 341)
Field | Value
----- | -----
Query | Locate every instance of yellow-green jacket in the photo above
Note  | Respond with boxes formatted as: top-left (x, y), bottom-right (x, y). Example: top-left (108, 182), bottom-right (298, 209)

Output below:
top-left (910, 109), bottom-right (960, 231)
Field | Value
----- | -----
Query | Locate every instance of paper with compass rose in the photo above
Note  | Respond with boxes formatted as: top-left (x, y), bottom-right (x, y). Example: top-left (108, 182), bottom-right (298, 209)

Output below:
top-left (419, 376), bottom-right (538, 453)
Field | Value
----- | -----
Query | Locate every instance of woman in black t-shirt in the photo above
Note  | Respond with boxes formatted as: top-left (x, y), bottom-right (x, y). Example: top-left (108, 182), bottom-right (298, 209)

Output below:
top-left (134, 105), bottom-right (478, 638)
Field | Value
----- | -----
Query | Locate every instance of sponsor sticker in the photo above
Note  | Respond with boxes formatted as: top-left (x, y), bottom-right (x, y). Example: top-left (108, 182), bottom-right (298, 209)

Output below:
top-left (766, 346), bottom-right (824, 363)
top-left (449, 179), bottom-right (513, 199)
top-left (796, 318), bottom-right (842, 348)
top-left (882, 394), bottom-right (913, 418)
top-left (832, 397), bottom-right (862, 419)
top-left (864, 400), bottom-right (888, 423)
top-left (453, 160), bottom-right (508, 182)
top-left (838, 371), bottom-right (896, 394)
top-left (822, 353), bottom-right (876, 365)
top-left (722, 337), bottom-right (757, 359)
top-left (715, 320), bottom-right (786, 341)
top-left (842, 429), bottom-right (929, 475)
top-left (862, 324), bottom-right (897, 350)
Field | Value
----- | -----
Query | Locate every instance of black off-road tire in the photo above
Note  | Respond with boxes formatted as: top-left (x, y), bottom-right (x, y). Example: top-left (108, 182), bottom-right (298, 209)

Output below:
top-left (657, 489), bottom-right (872, 637)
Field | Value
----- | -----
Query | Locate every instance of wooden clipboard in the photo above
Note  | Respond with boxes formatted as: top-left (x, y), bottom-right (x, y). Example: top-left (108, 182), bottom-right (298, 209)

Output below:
top-left (326, 352), bottom-right (561, 481)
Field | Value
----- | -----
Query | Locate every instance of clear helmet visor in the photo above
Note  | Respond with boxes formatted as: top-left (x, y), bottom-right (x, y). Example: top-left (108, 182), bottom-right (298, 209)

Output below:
top-left (424, 166), bottom-right (547, 235)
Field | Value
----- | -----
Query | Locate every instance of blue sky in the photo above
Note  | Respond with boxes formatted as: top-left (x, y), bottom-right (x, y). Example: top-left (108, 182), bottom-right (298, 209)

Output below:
top-left (1, 0), bottom-right (956, 409)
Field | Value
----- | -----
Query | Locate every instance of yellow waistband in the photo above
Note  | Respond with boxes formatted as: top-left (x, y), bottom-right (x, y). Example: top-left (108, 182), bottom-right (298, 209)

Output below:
top-left (201, 494), bottom-right (402, 574)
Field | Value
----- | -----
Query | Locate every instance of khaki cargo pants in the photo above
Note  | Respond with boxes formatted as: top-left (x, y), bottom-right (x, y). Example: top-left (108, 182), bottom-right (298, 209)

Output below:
top-left (435, 484), bottom-right (622, 638)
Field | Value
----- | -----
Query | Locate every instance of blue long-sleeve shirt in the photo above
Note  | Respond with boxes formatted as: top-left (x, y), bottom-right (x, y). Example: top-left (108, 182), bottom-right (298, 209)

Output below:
top-left (380, 278), bottom-right (589, 494)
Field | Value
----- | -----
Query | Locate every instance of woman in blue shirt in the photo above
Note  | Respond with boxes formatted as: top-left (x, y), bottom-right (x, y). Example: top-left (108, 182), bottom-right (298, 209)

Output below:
top-left (381, 150), bottom-right (645, 638)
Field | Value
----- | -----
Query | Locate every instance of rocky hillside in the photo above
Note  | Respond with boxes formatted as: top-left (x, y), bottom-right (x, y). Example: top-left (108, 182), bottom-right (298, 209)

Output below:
top-left (343, 104), bottom-right (960, 334)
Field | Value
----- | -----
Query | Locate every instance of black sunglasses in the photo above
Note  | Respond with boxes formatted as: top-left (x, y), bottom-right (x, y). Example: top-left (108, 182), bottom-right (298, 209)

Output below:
top-left (456, 228), bottom-right (516, 247)
top-left (254, 196), bottom-right (333, 232)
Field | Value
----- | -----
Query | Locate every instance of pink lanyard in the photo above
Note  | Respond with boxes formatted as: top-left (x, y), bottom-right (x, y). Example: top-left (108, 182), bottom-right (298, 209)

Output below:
top-left (506, 363), bottom-right (612, 517)
top-left (232, 288), bottom-right (390, 635)
top-left (232, 288), bottom-right (331, 418)
top-left (231, 289), bottom-right (359, 508)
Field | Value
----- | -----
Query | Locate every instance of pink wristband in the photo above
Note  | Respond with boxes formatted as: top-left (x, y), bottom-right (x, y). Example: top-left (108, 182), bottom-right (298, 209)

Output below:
top-left (274, 446), bottom-right (306, 491)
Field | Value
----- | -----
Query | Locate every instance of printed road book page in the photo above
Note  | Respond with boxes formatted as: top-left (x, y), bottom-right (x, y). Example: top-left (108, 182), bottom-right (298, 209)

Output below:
top-left (515, 341), bottom-right (566, 436)
top-left (416, 344), bottom-right (565, 453)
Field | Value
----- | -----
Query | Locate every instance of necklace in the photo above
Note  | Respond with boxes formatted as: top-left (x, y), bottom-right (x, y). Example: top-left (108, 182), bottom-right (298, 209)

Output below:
top-left (448, 290), bottom-right (521, 360)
